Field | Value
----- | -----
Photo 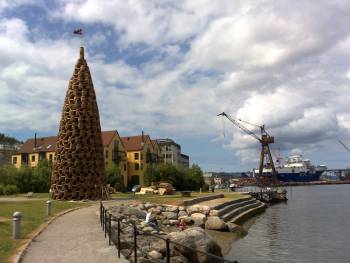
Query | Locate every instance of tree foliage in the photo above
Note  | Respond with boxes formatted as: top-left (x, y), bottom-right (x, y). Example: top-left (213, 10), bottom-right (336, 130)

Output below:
top-left (0, 133), bottom-right (22, 145)
top-left (144, 163), bottom-right (205, 191)
top-left (105, 163), bottom-right (125, 192)
top-left (0, 160), bottom-right (52, 193)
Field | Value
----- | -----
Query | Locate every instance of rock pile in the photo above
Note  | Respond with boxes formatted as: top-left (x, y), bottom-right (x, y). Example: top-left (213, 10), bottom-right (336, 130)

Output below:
top-left (107, 203), bottom-right (241, 263)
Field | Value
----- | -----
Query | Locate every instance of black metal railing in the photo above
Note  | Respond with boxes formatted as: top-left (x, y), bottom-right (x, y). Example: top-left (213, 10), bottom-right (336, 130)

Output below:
top-left (99, 201), bottom-right (238, 263)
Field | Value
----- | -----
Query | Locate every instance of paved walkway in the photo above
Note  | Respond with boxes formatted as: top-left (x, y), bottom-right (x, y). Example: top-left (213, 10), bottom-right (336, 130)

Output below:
top-left (21, 203), bottom-right (128, 263)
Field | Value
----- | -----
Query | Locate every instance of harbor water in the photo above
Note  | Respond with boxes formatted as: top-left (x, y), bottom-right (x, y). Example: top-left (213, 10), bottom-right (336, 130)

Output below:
top-left (226, 184), bottom-right (350, 263)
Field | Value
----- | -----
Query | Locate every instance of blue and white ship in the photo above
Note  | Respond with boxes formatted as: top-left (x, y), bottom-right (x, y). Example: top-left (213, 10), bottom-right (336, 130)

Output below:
top-left (253, 155), bottom-right (327, 182)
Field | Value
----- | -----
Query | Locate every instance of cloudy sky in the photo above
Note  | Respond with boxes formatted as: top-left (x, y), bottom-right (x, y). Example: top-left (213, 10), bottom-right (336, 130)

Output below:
top-left (0, 0), bottom-right (349, 171)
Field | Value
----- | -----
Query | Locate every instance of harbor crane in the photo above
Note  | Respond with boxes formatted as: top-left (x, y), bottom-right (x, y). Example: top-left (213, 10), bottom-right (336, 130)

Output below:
top-left (218, 112), bottom-right (277, 184)
top-left (338, 140), bottom-right (350, 154)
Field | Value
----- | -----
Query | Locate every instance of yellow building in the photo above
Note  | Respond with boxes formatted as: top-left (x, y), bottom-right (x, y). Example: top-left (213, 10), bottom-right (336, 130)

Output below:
top-left (12, 136), bottom-right (56, 169)
top-left (12, 131), bottom-right (129, 187)
top-left (121, 134), bottom-right (161, 187)
top-left (101, 130), bottom-right (128, 187)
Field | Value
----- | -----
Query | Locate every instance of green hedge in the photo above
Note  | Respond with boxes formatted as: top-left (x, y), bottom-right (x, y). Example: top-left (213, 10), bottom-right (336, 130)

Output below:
top-left (144, 163), bottom-right (205, 191)
top-left (0, 160), bottom-right (52, 194)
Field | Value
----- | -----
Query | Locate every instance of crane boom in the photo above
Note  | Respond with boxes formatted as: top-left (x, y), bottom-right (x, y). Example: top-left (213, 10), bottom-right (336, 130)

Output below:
top-left (338, 140), bottom-right (350, 153)
top-left (218, 111), bottom-right (278, 185)
top-left (217, 112), bottom-right (261, 141)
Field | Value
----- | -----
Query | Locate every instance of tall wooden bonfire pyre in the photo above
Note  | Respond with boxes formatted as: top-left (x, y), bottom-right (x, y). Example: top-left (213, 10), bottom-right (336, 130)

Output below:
top-left (51, 47), bottom-right (105, 200)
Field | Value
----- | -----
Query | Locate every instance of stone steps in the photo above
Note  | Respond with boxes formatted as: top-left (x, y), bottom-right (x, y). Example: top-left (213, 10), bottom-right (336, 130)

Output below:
top-left (221, 199), bottom-right (263, 222)
top-left (215, 198), bottom-right (257, 217)
top-left (182, 194), bottom-right (224, 206)
top-left (230, 202), bottom-right (267, 225)
top-left (211, 196), bottom-right (252, 211)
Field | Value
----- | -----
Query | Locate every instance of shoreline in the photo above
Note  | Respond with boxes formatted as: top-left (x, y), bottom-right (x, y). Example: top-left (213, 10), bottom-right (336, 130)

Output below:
top-left (206, 209), bottom-right (260, 256)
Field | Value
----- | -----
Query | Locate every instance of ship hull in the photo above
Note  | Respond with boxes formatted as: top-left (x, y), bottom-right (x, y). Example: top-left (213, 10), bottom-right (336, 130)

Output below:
top-left (277, 171), bottom-right (322, 182)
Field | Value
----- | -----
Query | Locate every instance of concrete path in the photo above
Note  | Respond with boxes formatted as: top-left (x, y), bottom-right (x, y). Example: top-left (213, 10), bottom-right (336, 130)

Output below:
top-left (21, 203), bottom-right (128, 263)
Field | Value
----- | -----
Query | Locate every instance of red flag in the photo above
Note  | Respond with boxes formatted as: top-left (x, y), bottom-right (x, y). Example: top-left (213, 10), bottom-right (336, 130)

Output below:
top-left (73, 28), bottom-right (83, 35)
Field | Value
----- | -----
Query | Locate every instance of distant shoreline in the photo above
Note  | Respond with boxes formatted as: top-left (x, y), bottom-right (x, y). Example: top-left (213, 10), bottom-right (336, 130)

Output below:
top-left (279, 180), bottom-right (350, 187)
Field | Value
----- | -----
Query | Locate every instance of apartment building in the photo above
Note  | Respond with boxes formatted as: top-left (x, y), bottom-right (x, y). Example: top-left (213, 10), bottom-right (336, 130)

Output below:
top-left (156, 138), bottom-right (190, 168)
top-left (11, 131), bottom-right (129, 186)
top-left (121, 133), bottom-right (160, 187)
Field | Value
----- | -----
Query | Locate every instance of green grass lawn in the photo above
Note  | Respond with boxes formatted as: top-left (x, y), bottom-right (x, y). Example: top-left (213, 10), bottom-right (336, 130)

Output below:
top-left (0, 192), bottom-right (50, 199)
top-left (111, 191), bottom-right (246, 205)
top-left (0, 199), bottom-right (89, 263)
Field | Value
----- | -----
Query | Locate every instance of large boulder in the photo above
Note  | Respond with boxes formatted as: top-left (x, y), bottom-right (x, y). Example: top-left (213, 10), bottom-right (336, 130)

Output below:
top-left (165, 205), bottom-right (179, 212)
top-left (165, 227), bottom-right (223, 263)
top-left (162, 211), bottom-right (178, 220)
top-left (178, 210), bottom-right (188, 217)
top-left (178, 216), bottom-right (193, 224)
top-left (204, 216), bottom-right (228, 231)
top-left (170, 255), bottom-right (190, 263)
top-left (191, 213), bottom-right (206, 227)
top-left (148, 250), bottom-right (162, 259)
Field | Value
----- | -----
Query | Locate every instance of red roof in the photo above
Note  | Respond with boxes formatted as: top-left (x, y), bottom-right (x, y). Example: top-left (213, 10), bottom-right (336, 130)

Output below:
top-left (18, 131), bottom-right (123, 153)
top-left (121, 135), bottom-right (150, 151)
top-left (18, 136), bottom-right (57, 153)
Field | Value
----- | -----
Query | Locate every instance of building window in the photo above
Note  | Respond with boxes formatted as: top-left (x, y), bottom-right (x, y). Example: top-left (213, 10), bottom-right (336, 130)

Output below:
top-left (135, 163), bottom-right (139, 170)
top-left (49, 154), bottom-right (53, 161)
top-left (105, 150), bottom-right (108, 159)
top-left (124, 164), bottom-right (126, 171)
top-left (13, 157), bottom-right (17, 164)
top-left (113, 141), bottom-right (119, 163)
top-left (141, 153), bottom-right (143, 160)
top-left (134, 153), bottom-right (139, 160)
top-left (31, 155), bottom-right (35, 162)
top-left (141, 163), bottom-right (143, 170)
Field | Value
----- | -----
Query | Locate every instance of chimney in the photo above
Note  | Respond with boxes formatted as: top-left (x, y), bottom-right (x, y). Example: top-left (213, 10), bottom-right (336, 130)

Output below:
top-left (34, 133), bottom-right (37, 149)
top-left (142, 130), bottom-right (144, 142)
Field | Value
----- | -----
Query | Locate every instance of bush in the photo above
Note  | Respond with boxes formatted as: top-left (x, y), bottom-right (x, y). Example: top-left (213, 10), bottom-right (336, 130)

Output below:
top-left (0, 184), bottom-right (4, 195)
top-left (144, 163), bottom-right (205, 191)
top-left (0, 160), bottom-right (52, 193)
top-left (3, 184), bottom-right (19, 195)
top-left (106, 164), bottom-right (126, 192)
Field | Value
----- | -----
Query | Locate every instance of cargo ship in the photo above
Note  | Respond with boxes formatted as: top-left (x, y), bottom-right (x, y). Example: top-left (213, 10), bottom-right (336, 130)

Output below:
top-left (253, 155), bottom-right (327, 182)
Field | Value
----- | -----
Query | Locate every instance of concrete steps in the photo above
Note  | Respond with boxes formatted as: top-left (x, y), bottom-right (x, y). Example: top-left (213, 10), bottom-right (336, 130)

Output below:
top-left (211, 196), bottom-right (252, 211)
top-left (230, 202), bottom-right (267, 225)
top-left (221, 200), bottom-right (262, 222)
top-left (215, 198), bottom-right (257, 217)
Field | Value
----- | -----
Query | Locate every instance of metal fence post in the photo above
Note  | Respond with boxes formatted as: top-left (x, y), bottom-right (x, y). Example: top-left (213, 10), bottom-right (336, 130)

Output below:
top-left (133, 224), bottom-right (137, 263)
top-left (108, 213), bottom-right (112, 245)
top-left (12, 211), bottom-right (22, 239)
top-left (166, 238), bottom-right (170, 263)
top-left (104, 210), bottom-right (107, 238)
top-left (117, 219), bottom-right (121, 258)
top-left (46, 200), bottom-right (52, 216)
top-left (102, 206), bottom-right (105, 231)
top-left (100, 201), bottom-right (102, 227)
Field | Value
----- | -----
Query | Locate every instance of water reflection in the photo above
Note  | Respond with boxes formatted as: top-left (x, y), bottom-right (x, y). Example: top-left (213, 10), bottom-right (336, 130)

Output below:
top-left (226, 185), bottom-right (350, 263)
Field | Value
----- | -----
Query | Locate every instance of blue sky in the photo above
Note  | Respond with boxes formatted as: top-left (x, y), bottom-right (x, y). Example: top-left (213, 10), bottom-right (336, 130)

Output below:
top-left (0, 0), bottom-right (350, 172)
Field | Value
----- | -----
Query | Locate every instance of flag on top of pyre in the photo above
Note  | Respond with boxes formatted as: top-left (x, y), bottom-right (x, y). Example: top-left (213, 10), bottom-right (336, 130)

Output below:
top-left (73, 28), bottom-right (83, 35)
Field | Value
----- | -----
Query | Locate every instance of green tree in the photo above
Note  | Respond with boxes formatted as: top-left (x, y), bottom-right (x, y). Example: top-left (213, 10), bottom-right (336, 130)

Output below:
top-left (105, 164), bottom-right (125, 192)
top-left (15, 165), bottom-right (34, 193)
top-left (32, 159), bottom-right (52, 192)
top-left (0, 132), bottom-right (22, 145)
top-left (144, 163), bottom-right (205, 191)
top-left (0, 164), bottom-right (18, 185)
top-left (186, 164), bottom-right (205, 190)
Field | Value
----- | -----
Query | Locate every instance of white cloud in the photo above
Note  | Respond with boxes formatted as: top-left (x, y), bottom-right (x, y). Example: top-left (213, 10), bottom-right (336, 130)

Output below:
top-left (1, 1), bottom-right (350, 169)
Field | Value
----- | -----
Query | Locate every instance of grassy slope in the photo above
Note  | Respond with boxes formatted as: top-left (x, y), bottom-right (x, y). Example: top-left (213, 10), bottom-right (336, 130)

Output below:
top-left (0, 199), bottom-right (88, 263)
